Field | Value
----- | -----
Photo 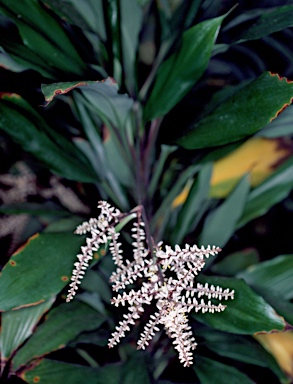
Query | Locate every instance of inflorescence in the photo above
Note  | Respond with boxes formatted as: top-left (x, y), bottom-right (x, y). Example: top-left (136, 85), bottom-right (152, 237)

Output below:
top-left (67, 201), bottom-right (234, 367)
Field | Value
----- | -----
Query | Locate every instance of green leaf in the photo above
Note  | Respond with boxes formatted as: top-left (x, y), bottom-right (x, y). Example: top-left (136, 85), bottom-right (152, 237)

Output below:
top-left (237, 5), bottom-right (293, 42)
top-left (203, 332), bottom-right (287, 383)
top-left (194, 276), bottom-right (286, 334)
top-left (258, 104), bottom-right (293, 138)
top-left (200, 176), bottom-right (250, 247)
top-left (0, 46), bottom-right (26, 71)
top-left (0, 299), bottom-right (54, 360)
top-left (21, 359), bottom-right (121, 384)
top-left (173, 163), bottom-right (212, 244)
top-left (41, 80), bottom-right (97, 105)
top-left (177, 72), bottom-right (293, 149)
top-left (144, 14), bottom-right (225, 121)
top-left (237, 255), bottom-right (293, 301)
top-left (194, 356), bottom-right (254, 384)
top-left (120, 0), bottom-right (143, 95)
top-left (12, 301), bottom-right (105, 371)
top-left (237, 156), bottom-right (293, 228)
top-left (211, 248), bottom-right (259, 276)
top-left (0, 93), bottom-right (97, 183)
top-left (0, 0), bottom-right (86, 75)
top-left (0, 232), bottom-right (84, 311)
top-left (121, 351), bottom-right (152, 384)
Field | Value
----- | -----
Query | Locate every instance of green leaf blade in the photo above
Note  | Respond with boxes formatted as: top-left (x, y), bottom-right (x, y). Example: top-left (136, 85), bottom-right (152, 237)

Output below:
top-left (177, 72), bottom-right (293, 149)
top-left (144, 14), bottom-right (225, 121)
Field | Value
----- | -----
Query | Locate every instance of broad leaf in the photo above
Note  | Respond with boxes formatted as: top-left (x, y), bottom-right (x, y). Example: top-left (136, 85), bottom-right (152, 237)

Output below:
top-left (12, 301), bottom-right (105, 371)
top-left (203, 332), bottom-right (287, 383)
top-left (200, 176), bottom-right (250, 247)
top-left (121, 351), bottom-right (152, 384)
top-left (194, 356), bottom-right (254, 384)
top-left (0, 93), bottom-right (97, 183)
top-left (0, 299), bottom-right (54, 360)
top-left (177, 72), bottom-right (293, 149)
top-left (144, 14), bottom-right (225, 121)
top-left (238, 255), bottom-right (293, 301)
top-left (211, 248), bottom-right (259, 276)
top-left (21, 359), bottom-right (120, 384)
top-left (0, 232), bottom-right (84, 311)
top-left (194, 276), bottom-right (286, 334)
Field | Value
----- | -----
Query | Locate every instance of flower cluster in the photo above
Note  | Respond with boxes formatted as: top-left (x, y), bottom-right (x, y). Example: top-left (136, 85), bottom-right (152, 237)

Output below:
top-left (67, 201), bottom-right (234, 367)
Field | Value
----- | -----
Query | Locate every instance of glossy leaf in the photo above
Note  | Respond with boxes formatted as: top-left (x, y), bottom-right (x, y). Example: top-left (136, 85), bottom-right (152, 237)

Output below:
top-left (200, 176), bottom-right (250, 247)
top-left (0, 47), bottom-right (26, 71)
top-left (0, 232), bottom-right (85, 311)
top-left (194, 276), bottom-right (286, 334)
top-left (144, 14), bottom-right (225, 121)
top-left (194, 356), bottom-right (254, 384)
top-left (237, 5), bottom-right (293, 42)
top-left (177, 72), bottom-right (293, 149)
top-left (21, 359), bottom-right (120, 384)
top-left (12, 301), bottom-right (105, 370)
top-left (238, 255), bottom-right (293, 301)
top-left (0, 299), bottom-right (54, 360)
top-left (0, 93), bottom-right (97, 183)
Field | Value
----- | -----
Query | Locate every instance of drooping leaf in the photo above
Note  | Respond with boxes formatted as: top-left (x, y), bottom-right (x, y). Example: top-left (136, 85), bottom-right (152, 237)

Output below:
top-left (0, 299), bottom-right (54, 360)
top-left (237, 5), bottom-right (293, 42)
top-left (193, 356), bottom-right (254, 384)
top-left (200, 176), bottom-right (250, 248)
top-left (144, 13), bottom-right (225, 121)
top-left (0, 93), bottom-right (97, 183)
top-left (237, 255), bottom-right (293, 301)
top-left (194, 276), bottom-right (286, 334)
top-left (21, 359), bottom-right (121, 384)
top-left (177, 72), bottom-right (293, 149)
top-left (12, 301), bottom-right (105, 371)
top-left (0, 0), bottom-right (86, 76)
top-left (0, 232), bottom-right (85, 311)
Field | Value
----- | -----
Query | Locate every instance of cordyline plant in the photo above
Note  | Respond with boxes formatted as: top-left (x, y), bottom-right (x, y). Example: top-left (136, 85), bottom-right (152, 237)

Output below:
top-left (0, 1), bottom-right (293, 383)
top-left (66, 201), bottom-right (234, 367)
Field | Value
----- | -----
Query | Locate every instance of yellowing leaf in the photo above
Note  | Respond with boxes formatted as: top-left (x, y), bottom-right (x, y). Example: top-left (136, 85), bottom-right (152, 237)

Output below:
top-left (255, 332), bottom-right (293, 378)
top-left (210, 137), bottom-right (292, 198)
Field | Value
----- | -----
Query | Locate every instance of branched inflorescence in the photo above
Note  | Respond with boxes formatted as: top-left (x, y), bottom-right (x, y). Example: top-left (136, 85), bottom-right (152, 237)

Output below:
top-left (67, 201), bottom-right (234, 367)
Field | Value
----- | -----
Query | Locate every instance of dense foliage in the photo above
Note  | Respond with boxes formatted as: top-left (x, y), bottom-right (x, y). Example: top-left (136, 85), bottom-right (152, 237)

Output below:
top-left (0, 1), bottom-right (293, 383)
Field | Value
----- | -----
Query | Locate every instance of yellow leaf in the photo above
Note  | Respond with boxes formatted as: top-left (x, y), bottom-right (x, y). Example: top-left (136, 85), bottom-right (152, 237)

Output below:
top-left (255, 332), bottom-right (293, 378)
top-left (210, 137), bottom-right (291, 198)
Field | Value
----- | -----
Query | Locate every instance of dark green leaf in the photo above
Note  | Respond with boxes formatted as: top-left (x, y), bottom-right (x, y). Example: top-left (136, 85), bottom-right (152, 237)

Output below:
top-left (12, 301), bottom-right (105, 370)
top-left (237, 255), bottom-right (293, 301)
top-left (0, 94), bottom-right (97, 182)
top-left (237, 5), bottom-right (293, 42)
top-left (177, 72), bottom-right (293, 149)
top-left (0, 232), bottom-right (84, 311)
top-left (211, 248), bottom-right (259, 276)
top-left (237, 156), bottom-right (293, 228)
top-left (42, 81), bottom-right (97, 105)
top-left (0, 299), bottom-right (54, 360)
top-left (121, 351), bottom-right (152, 384)
top-left (257, 104), bottom-right (293, 138)
top-left (144, 14), bottom-right (225, 121)
top-left (203, 332), bottom-right (287, 383)
top-left (0, 0), bottom-right (86, 75)
top-left (194, 356), bottom-right (254, 384)
top-left (194, 276), bottom-right (286, 334)
top-left (173, 163), bottom-right (212, 244)
top-left (200, 176), bottom-right (250, 247)
top-left (21, 359), bottom-right (121, 384)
